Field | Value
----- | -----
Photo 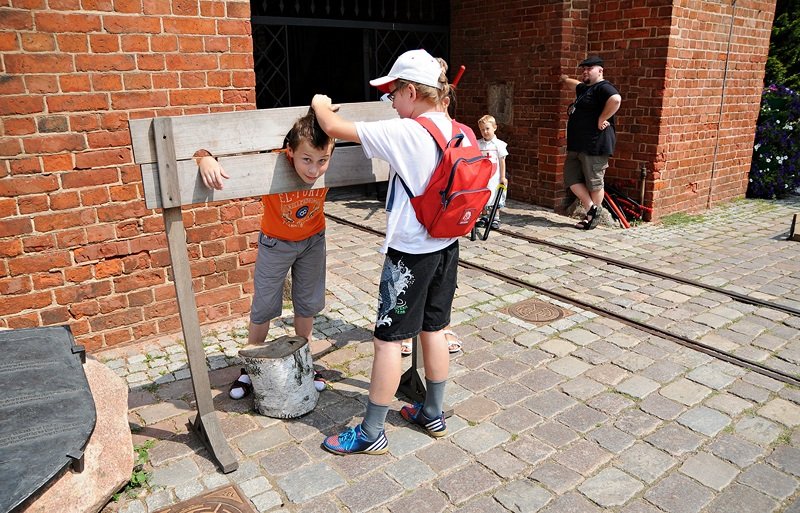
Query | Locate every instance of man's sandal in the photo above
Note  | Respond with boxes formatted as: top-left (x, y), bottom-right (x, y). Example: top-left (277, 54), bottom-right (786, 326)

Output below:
top-left (228, 368), bottom-right (253, 400)
top-left (575, 204), bottom-right (601, 230)
top-left (443, 329), bottom-right (463, 354)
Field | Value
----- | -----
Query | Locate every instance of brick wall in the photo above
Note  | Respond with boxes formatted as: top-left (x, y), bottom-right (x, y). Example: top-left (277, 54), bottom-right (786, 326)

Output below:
top-left (450, 1), bottom-right (571, 207)
top-left (0, 1), bottom-right (257, 350)
top-left (654, 0), bottom-right (775, 215)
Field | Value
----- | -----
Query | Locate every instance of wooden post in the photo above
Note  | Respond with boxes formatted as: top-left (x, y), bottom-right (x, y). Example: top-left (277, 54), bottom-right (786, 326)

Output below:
top-left (789, 214), bottom-right (800, 242)
top-left (154, 118), bottom-right (237, 473)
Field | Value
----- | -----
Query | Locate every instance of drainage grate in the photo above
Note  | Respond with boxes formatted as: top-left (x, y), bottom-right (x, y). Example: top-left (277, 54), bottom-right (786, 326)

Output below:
top-left (506, 298), bottom-right (565, 324)
top-left (153, 485), bottom-right (256, 513)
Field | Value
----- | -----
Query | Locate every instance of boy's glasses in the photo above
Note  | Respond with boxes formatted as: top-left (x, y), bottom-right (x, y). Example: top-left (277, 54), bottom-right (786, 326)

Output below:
top-left (380, 85), bottom-right (402, 102)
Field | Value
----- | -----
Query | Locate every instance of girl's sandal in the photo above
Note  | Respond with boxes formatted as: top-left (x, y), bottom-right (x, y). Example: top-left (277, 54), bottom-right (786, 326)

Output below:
top-left (400, 340), bottom-right (413, 356)
top-left (314, 371), bottom-right (329, 391)
top-left (443, 329), bottom-right (463, 354)
top-left (228, 368), bottom-right (253, 400)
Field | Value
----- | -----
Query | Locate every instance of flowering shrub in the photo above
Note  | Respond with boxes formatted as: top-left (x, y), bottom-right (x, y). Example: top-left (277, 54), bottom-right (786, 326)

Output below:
top-left (747, 84), bottom-right (800, 199)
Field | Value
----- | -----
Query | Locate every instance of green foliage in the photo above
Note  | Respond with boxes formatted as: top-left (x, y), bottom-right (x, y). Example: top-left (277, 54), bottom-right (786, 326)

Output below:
top-left (747, 85), bottom-right (800, 199)
top-left (765, 0), bottom-right (800, 90)
top-left (133, 440), bottom-right (155, 466)
top-left (112, 440), bottom-right (155, 501)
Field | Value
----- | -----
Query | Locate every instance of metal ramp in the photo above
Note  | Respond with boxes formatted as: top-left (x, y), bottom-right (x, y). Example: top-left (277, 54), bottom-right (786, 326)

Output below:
top-left (0, 326), bottom-right (96, 513)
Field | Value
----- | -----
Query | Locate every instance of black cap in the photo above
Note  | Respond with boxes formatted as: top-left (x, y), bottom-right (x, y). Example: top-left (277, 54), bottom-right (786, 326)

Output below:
top-left (579, 55), bottom-right (604, 67)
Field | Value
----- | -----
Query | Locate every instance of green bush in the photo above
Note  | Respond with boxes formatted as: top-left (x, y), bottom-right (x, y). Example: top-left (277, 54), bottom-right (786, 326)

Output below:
top-left (747, 85), bottom-right (800, 199)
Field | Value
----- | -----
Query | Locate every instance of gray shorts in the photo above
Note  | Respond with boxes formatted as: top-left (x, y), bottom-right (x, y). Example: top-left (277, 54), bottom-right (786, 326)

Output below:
top-left (564, 151), bottom-right (608, 191)
top-left (250, 230), bottom-right (326, 325)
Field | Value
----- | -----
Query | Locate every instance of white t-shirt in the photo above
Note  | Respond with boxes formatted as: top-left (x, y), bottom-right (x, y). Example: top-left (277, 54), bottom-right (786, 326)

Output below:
top-left (479, 136), bottom-right (508, 205)
top-left (356, 111), bottom-right (460, 254)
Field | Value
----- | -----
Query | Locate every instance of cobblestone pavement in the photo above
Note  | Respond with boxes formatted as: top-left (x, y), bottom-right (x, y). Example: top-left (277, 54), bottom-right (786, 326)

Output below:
top-left (99, 190), bottom-right (800, 513)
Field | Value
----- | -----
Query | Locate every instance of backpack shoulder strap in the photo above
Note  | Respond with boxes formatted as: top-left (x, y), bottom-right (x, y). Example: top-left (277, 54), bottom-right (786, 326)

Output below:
top-left (454, 121), bottom-right (480, 147)
top-left (415, 117), bottom-right (450, 150)
top-left (387, 172), bottom-right (415, 208)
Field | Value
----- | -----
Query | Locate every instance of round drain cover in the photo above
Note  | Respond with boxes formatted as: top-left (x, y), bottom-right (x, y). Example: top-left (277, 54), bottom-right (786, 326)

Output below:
top-left (507, 298), bottom-right (564, 323)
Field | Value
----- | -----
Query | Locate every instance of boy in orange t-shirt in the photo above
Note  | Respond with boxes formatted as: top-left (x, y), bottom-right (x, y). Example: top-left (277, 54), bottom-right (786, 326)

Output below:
top-left (195, 111), bottom-right (334, 398)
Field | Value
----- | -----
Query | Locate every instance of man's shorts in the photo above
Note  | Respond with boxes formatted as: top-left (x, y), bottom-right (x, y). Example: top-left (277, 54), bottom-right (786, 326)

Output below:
top-left (564, 151), bottom-right (609, 191)
top-left (250, 230), bottom-right (326, 325)
top-left (373, 241), bottom-right (459, 342)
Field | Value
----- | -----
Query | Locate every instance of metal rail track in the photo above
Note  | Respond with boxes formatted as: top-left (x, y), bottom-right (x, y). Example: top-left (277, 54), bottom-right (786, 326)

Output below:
top-left (493, 227), bottom-right (800, 317)
top-left (327, 213), bottom-right (800, 387)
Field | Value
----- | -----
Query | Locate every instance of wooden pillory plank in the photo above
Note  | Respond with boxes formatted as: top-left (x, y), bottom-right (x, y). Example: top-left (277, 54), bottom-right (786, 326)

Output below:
top-left (129, 102), bottom-right (396, 472)
top-left (130, 103), bottom-right (395, 209)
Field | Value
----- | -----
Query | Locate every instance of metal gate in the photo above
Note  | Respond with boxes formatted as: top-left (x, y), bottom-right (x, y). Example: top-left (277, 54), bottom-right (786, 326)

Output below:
top-left (251, 1), bottom-right (449, 108)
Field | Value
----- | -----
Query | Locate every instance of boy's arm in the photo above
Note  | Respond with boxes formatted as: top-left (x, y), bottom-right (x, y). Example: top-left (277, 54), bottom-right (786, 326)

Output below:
top-left (193, 149), bottom-right (229, 190)
top-left (499, 156), bottom-right (507, 185)
top-left (311, 94), bottom-right (361, 144)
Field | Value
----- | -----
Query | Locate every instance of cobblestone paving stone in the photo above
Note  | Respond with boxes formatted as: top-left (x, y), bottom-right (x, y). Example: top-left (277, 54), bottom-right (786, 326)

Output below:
top-left (99, 192), bottom-right (800, 512)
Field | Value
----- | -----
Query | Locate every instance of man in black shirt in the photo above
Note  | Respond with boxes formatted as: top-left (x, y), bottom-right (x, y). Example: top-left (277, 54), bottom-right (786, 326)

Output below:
top-left (560, 56), bottom-right (622, 229)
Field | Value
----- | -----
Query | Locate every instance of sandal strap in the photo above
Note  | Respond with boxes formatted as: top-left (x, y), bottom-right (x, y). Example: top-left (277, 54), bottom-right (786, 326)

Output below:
top-left (229, 378), bottom-right (252, 391)
top-left (229, 372), bottom-right (253, 393)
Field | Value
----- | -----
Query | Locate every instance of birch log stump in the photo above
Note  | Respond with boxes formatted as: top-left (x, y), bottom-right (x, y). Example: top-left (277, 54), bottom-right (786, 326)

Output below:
top-left (239, 336), bottom-right (318, 418)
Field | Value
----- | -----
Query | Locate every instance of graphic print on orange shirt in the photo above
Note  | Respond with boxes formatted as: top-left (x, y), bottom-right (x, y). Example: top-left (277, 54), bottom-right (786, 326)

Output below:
top-left (260, 188), bottom-right (328, 241)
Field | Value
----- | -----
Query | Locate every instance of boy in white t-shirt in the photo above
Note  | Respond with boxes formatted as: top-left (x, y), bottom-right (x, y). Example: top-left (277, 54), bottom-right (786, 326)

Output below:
top-left (476, 114), bottom-right (508, 229)
top-left (311, 49), bottom-right (459, 455)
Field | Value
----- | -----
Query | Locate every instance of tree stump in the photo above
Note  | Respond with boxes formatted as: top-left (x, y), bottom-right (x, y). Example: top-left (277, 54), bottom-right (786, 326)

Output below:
top-left (239, 335), bottom-right (318, 418)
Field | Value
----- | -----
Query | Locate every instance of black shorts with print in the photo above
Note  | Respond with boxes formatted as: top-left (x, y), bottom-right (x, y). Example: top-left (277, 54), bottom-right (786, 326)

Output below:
top-left (373, 241), bottom-right (459, 342)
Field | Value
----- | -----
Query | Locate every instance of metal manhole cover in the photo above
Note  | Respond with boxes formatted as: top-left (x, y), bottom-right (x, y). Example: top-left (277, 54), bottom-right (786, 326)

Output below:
top-left (153, 485), bottom-right (256, 513)
top-left (507, 298), bottom-right (565, 323)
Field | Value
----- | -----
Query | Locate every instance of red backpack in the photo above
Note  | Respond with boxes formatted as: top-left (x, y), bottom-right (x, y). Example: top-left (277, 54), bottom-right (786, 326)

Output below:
top-left (393, 118), bottom-right (494, 238)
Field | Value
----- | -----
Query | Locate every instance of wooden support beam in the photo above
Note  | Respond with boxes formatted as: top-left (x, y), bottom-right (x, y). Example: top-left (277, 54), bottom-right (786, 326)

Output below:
top-left (161, 206), bottom-right (237, 472)
top-left (150, 115), bottom-right (241, 472)
top-left (153, 117), bottom-right (182, 209)
top-left (790, 214), bottom-right (800, 242)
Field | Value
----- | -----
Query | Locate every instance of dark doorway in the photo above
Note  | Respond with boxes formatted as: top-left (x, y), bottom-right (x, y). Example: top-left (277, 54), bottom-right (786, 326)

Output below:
top-left (251, 2), bottom-right (450, 109)
top-left (287, 26), bottom-right (366, 105)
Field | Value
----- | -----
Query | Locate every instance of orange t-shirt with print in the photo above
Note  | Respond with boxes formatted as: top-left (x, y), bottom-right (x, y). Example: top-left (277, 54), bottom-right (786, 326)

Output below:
top-left (260, 188), bottom-right (328, 241)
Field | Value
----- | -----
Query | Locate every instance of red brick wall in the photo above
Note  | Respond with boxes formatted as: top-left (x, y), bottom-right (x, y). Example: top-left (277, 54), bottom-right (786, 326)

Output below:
top-left (654, 0), bottom-right (775, 215)
top-left (450, 1), bottom-right (572, 207)
top-left (0, 1), bottom-right (256, 350)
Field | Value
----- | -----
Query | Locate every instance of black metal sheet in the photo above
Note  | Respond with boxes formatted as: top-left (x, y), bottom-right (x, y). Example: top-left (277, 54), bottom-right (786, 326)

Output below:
top-left (0, 326), bottom-right (96, 513)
